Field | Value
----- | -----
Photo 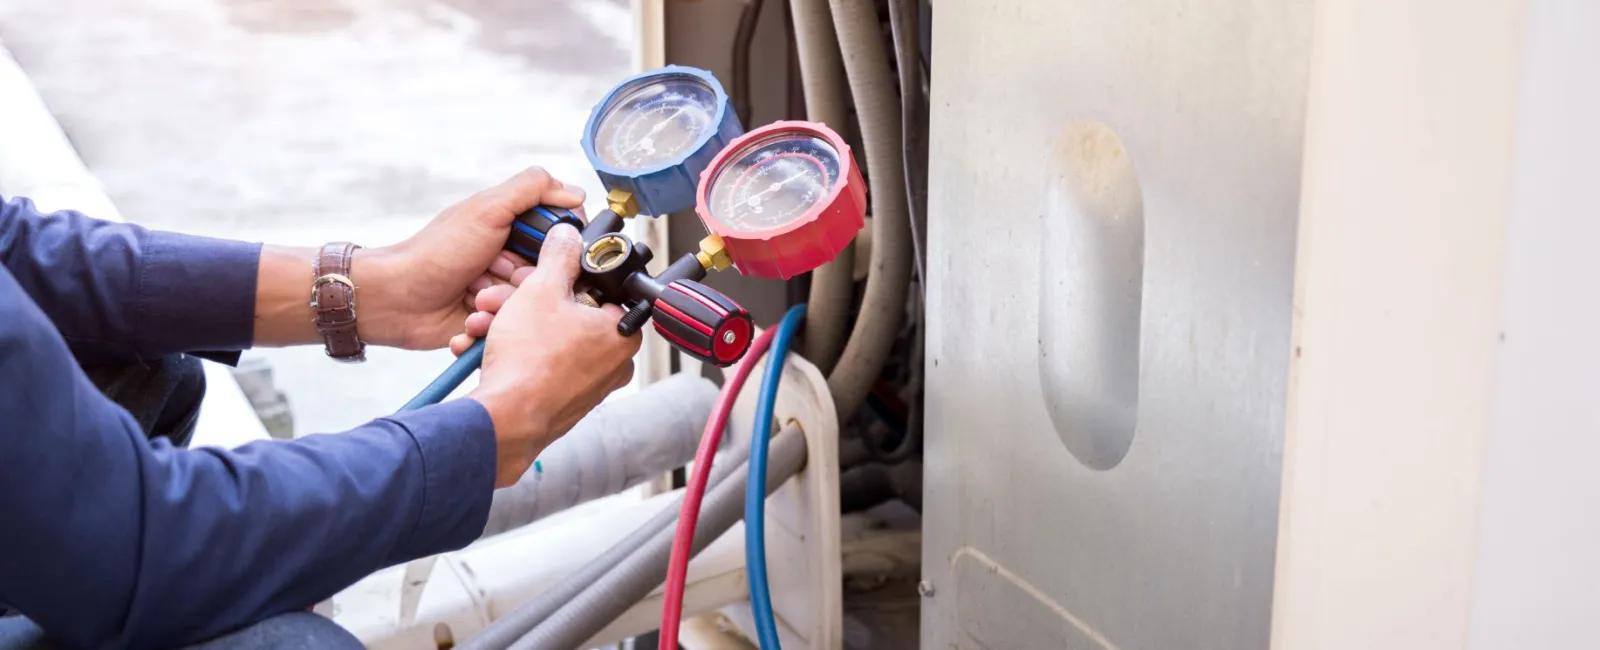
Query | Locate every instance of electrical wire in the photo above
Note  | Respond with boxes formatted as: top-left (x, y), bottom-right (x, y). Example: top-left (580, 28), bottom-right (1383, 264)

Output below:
top-left (747, 304), bottom-right (808, 650)
top-left (732, 0), bottom-right (765, 127)
top-left (400, 338), bottom-right (484, 411)
top-left (657, 324), bottom-right (783, 649)
top-left (887, 0), bottom-right (927, 291)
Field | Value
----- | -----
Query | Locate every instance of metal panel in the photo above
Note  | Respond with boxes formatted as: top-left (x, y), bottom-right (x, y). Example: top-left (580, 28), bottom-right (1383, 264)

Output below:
top-left (922, 1), bottom-right (1311, 648)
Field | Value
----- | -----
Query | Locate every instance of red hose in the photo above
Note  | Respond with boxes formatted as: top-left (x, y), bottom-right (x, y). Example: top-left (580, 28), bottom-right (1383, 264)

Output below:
top-left (659, 325), bottom-right (780, 649)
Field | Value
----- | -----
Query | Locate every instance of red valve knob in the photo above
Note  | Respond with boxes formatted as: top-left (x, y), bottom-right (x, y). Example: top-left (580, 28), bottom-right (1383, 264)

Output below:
top-left (651, 279), bottom-right (754, 367)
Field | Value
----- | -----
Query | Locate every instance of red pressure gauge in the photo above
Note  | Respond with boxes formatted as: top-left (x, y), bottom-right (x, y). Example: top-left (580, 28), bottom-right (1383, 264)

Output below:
top-left (694, 121), bottom-right (867, 279)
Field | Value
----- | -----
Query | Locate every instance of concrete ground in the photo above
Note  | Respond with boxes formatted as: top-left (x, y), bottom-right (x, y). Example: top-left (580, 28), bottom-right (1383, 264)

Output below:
top-left (0, 0), bottom-right (632, 435)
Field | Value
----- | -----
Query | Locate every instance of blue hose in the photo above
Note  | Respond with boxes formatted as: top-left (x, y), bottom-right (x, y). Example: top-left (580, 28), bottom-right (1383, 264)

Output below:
top-left (400, 339), bottom-right (486, 411)
top-left (746, 304), bottom-right (806, 650)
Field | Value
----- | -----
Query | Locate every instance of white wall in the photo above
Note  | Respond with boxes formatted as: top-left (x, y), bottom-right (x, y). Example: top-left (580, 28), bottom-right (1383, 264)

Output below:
top-left (1274, 0), bottom-right (1600, 648)
top-left (1467, 1), bottom-right (1600, 647)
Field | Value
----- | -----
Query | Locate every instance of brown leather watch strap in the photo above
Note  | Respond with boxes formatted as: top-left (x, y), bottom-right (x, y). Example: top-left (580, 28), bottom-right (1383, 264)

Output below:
top-left (311, 242), bottom-right (366, 363)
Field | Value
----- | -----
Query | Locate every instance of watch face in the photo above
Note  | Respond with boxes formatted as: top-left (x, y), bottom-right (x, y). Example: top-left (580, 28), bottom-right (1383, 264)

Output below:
top-left (706, 132), bottom-right (841, 233)
top-left (592, 74), bottom-right (720, 171)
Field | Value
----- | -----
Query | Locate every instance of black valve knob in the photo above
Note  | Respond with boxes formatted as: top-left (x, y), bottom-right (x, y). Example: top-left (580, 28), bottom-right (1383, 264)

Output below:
top-left (650, 279), bottom-right (753, 367)
top-left (506, 206), bottom-right (586, 262)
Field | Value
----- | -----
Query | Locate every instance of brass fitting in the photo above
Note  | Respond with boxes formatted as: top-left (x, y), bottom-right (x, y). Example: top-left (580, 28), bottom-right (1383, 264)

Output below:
top-left (695, 234), bottom-right (733, 271)
top-left (607, 189), bottom-right (640, 218)
top-left (584, 235), bottom-right (631, 272)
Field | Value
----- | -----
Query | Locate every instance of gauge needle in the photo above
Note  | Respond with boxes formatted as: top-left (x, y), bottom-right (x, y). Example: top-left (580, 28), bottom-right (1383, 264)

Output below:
top-left (743, 170), bottom-right (814, 208)
top-left (620, 107), bottom-right (690, 156)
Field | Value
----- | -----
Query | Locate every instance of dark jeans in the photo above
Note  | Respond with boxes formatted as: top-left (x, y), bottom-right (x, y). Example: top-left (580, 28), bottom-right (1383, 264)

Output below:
top-left (81, 354), bottom-right (208, 449)
top-left (0, 356), bottom-right (363, 650)
top-left (0, 613), bottom-right (362, 650)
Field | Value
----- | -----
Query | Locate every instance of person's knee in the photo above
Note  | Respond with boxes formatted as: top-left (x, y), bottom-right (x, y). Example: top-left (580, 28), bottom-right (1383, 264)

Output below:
top-left (157, 354), bottom-right (207, 441)
top-left (81, 354), bottom-right (208, 448)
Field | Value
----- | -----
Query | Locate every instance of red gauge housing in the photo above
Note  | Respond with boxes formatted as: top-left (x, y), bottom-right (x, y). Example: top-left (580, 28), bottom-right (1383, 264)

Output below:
top-left (694, 120), bottom-right (866, 280)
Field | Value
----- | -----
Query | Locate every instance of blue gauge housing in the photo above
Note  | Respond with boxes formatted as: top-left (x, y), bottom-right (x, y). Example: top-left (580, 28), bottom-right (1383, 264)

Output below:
top-left (581, 65), bottom-right (744, 218)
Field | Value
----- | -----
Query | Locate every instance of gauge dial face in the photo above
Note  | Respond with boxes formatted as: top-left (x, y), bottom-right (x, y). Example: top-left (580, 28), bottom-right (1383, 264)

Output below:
top-left (592, 74), bottom-right (719, 171)
top-left (706, 132), bottom-right (841, 233)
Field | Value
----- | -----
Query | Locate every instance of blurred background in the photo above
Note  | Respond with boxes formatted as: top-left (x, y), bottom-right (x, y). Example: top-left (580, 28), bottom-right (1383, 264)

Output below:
top-left (0, 0), bottom-right (633, 436)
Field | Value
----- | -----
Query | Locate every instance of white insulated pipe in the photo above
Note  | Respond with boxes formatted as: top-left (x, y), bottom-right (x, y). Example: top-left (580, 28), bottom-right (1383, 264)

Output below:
top-left (481, 371), bottom-right (721, 537)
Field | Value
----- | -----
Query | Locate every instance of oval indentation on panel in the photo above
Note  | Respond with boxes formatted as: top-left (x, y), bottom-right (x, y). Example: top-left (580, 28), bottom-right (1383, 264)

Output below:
top-left (1039, 120), bottom-right (1145, 471)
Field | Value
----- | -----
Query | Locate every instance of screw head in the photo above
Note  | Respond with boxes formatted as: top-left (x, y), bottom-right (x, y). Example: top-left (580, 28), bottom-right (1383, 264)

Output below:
top-left (722, 330), bottom-right (737, 344)
top-left (917, 580), bottom-right (936, 598)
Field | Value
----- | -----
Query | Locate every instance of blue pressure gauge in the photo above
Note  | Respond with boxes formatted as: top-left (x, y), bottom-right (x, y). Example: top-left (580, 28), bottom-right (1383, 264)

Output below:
top-left (580, 65), bottom-right (744, 217)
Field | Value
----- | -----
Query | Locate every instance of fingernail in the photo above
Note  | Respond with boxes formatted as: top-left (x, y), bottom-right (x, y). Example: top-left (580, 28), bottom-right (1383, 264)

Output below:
top-left (547, 223), bottom-right (580, 241)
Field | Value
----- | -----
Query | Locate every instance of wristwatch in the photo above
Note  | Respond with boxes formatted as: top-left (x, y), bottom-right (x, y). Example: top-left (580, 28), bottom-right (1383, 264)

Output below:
top-left (310, 242), bottom-right (367, 363)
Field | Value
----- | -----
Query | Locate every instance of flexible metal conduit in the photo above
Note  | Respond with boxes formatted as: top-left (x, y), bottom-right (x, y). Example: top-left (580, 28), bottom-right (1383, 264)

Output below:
top-left (481, 372), bottom-right (719, 537)
top-left (789, 0), bottom-right (856, 375)
top-left (824, 0), bottom-right (914, 419)
top-left (508, 427), bottom-right (808, 650)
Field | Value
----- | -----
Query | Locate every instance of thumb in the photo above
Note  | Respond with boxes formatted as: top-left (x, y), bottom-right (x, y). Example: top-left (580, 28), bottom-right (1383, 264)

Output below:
top-left (526, 223), bottom-right (584, 301)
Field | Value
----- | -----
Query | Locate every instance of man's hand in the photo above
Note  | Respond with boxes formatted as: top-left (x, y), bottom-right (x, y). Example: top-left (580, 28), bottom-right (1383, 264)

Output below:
top-left (355, 167), bottom-right (585, 350)
top-left (465, 223), bottom-right (641, 487)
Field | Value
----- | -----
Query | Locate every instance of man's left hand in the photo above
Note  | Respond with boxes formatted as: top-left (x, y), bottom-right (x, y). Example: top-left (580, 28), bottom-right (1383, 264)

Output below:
top-left (356, 167), bottom-right (585, 350)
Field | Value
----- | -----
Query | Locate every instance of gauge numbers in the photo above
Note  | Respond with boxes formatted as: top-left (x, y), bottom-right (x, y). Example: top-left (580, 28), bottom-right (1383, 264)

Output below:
top-left (592, 74), bottom-right (718, 171)
top-left (707, 133), bottom-right (841, 233)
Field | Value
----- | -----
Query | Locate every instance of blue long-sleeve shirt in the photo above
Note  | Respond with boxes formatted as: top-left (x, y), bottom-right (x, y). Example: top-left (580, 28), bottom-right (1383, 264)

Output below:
top-left (0, 196), bottom-right (497, 649)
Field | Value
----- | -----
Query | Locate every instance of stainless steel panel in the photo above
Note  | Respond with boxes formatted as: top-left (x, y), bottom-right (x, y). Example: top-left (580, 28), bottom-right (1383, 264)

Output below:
top-left (922, 1), bottom-right (1312, 648)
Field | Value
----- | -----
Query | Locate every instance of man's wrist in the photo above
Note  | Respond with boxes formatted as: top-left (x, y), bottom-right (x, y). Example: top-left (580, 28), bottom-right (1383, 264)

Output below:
top-left (348, 246), bottom-right (407, 348)
top-left (467, 384), bottom-right (553, 487)
top-left (252, 244), bottom-right (405, 349)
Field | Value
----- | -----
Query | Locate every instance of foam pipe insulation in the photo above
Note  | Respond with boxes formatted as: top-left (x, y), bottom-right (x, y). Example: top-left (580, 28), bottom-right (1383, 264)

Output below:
top-left (480, 372), bottom-right (721, 537)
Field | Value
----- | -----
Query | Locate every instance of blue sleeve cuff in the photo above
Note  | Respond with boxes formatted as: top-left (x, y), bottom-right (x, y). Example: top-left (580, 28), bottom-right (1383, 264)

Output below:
top-left (380, 399), bottom-right (498, 560)
top-left (139, 231), bottom-right (261, 356)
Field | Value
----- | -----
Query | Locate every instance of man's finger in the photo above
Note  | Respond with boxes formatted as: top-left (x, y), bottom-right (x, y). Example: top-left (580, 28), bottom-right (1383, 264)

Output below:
top-left (468, 275), bottom-right (495, 294)
top-left (525, 223), bottom-right (584, 300)
top-left (450, 334), bottom-right (474, 357)
top-left (472, 166), bottom-right (555, 218)
top-left (488, 252), bottom-right (524, 281)
top-left (474, 284), bottom-right (516, 313)
top-left (508, 266), bottom-right (536, 288)
top-left (465, 311), bottom-right (494, 338)
top-left (542, 182), bottom-right (586, 210)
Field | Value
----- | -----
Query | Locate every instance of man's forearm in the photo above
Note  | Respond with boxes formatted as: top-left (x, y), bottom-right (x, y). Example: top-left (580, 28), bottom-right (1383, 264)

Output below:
top-left (0, 196), bottom-right (257, 364)
top-left (252, 245), bottom-right (320, 346)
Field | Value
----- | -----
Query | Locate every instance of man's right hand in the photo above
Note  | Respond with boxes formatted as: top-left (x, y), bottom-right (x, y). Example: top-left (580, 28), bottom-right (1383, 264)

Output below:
top-left (466, 223), bottom-right (641, 487)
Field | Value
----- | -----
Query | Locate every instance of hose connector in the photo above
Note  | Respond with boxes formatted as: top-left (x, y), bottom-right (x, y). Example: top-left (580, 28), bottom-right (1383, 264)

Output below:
top-left (696, 234), bottom-right (734, 272)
